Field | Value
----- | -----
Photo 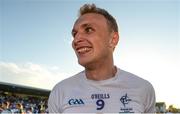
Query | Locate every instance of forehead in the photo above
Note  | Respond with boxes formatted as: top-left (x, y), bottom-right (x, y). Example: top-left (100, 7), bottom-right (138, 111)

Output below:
top-left (73, 13), bottom-right (107, 29)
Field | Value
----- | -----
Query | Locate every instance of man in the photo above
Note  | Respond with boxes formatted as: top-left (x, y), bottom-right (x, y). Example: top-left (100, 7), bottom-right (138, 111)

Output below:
top-left (48, 3), bottom-right (156, 113)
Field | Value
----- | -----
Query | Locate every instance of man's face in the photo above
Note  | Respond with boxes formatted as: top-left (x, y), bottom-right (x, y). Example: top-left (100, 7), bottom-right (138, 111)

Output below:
top-left (72, 13), bottom-right (114, 67)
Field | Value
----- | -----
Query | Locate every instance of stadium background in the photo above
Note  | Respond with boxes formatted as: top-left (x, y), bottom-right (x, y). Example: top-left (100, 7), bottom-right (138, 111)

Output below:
top-left (0, 82), bottom-right (49, 113)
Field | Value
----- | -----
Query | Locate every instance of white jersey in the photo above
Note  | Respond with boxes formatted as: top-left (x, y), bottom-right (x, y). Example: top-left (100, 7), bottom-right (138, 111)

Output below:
top-left (48, 68), bottom-right (156, 113)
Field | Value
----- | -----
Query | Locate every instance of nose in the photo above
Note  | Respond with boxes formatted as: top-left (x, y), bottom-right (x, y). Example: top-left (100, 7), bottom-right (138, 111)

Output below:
top-left (73, 32), bottom-right (84, 46)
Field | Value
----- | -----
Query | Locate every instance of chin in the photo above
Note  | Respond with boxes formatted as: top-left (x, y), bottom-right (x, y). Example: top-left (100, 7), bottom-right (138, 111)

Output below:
top-left (78, 61), bottom-right (97, 70)
top-left (78, 59), bottom-right (91, 68)
top-left (78, 60), bottom-right (87, 67)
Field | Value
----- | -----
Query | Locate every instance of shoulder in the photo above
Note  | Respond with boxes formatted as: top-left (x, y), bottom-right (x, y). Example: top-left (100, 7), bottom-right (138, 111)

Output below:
top-left (118, 69), bottom-right (156, 111)
top-left (118, 69), bottom-right (154, 90)
top-left (48, 71), bottom-right (85, 112)
top-left (52, 71), bottom-right (85, 92)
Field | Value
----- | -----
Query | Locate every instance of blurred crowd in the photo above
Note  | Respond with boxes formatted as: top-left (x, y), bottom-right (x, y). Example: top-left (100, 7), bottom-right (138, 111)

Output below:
top-left (0, 92), bottom-right (48, 114)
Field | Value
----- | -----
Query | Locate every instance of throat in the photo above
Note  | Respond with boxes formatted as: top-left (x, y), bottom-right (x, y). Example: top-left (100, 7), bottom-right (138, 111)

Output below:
top-left (85, 66), bottom-right (117, 81)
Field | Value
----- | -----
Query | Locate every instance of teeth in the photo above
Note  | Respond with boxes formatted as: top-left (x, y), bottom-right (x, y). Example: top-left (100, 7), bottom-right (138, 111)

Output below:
top-left (77, 47), bottom-right (90, 53)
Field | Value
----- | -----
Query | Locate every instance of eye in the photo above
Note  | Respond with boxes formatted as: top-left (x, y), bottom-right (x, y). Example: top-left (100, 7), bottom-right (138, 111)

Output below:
top-left (85, 27), bottom-right (94, 34)
top-left (72, 31), bottom-right (77, 38)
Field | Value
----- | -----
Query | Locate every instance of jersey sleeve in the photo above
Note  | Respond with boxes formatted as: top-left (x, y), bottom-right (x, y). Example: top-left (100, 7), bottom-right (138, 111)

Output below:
top-left (144, 82), bottom-right (156, 113)
top-left (48, 84), bottom-right (62, 113)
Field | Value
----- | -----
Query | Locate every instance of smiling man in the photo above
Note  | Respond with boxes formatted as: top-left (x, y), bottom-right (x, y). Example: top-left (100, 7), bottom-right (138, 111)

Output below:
top-left (48, 4), bottom-right (156, 113)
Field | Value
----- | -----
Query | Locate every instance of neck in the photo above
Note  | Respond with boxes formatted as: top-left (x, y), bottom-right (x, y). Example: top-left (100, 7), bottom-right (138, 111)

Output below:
top-left (85, 58), bottom-right (117, 81)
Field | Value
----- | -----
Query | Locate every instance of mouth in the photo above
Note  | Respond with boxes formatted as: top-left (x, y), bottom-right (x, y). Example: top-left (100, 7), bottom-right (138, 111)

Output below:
top-left (76, 46), bottom-right (92, 55)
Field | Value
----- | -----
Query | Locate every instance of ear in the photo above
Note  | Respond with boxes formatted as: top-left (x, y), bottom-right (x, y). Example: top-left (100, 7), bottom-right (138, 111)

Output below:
top-left (109, 32), bottom-right (119, 49)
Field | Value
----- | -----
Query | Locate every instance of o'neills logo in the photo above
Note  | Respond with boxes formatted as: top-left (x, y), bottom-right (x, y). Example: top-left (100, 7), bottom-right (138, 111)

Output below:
top-left (91, 93), bottom-right (110, 100)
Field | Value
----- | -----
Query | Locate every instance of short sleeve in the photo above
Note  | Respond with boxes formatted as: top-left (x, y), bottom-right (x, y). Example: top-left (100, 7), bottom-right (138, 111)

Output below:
top-left (144, 82), bottom-right (156, 113)
top-left (48, 84), bottom-right (62, 113)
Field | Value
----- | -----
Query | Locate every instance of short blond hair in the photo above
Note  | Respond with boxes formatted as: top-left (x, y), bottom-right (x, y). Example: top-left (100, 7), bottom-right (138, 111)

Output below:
top-left (79, 3), bottom-right (118, 32)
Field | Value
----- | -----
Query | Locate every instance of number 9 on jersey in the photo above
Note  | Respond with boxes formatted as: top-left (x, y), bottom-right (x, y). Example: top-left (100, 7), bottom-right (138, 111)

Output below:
top-left (96, 99), bottom-right (105, 110)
